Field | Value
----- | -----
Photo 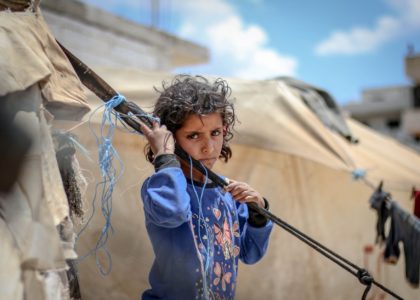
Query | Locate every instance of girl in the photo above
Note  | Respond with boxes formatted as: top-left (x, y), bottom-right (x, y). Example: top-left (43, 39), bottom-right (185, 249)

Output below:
top-left (139, 75), bottom-right (273, 300)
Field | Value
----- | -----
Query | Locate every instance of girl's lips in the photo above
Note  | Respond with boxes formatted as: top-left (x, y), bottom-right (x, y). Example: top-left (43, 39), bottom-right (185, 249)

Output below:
top-left (199, 158), bottom-right (216, 165)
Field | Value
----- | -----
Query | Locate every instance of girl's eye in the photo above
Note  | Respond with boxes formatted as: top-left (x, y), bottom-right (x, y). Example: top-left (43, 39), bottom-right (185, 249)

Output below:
top-left (212, 130), bottom-right (221, 136)
top-left (187, 133), bottom-right (199, 139)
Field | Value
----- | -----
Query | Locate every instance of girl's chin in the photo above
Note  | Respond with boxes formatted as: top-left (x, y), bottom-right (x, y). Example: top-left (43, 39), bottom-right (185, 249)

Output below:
top-left (200, 159), bottom-right (216, 169)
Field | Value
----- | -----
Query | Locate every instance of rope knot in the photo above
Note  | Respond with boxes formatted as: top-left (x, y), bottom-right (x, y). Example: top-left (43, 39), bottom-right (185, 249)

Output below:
top-left (105, 94), bottom-right (125, 109)
top-left (357, 269), bottom-right (373, 285)
top-left (352, 168), bottom-right (366, 180)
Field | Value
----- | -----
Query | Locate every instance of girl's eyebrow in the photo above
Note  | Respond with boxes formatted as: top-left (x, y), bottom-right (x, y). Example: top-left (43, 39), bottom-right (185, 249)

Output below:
top-left (184, 127), bottom-right (222, 133)
top-left (184, 130), bottom-right (200, 134)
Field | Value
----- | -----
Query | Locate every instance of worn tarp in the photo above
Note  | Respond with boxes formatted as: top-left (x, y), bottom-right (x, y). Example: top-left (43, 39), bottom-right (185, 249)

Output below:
top-left (0, 217), bottom-right (23, 299)
top-left (0, 3), bottom-right (90, 120)
top-left (0, 85), bottom-right (69, 300)
top-left (0, 2), bottom-right (90, 299)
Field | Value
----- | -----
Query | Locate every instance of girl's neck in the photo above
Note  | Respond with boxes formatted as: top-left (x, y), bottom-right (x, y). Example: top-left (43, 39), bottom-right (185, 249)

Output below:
top-left (179, 160), bottom-right (219, 188)
top-left (180, 159), bottom-right (207, 183)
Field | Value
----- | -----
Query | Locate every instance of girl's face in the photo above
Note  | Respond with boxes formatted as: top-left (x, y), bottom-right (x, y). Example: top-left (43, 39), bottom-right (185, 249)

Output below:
top-left (175, 112), bottom-right (225, 180)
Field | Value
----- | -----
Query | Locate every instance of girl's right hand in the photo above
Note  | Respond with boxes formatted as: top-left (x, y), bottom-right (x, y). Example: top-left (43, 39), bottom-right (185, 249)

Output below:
top-left (139, 120), bottom-right (175, 157)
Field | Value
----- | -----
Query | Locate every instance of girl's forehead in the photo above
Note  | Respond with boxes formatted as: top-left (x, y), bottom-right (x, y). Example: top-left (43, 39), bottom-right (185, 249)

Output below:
top-left (180, 112), bottom-right (223, 130)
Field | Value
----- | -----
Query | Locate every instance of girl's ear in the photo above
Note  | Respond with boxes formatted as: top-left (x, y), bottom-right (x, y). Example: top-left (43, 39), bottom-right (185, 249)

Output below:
top-left (223, 126), bottom-right (227, 136)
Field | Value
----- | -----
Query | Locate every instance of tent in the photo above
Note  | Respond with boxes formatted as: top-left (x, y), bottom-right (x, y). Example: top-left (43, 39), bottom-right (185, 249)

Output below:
top-left (58, 68), bottom-right (420, 300)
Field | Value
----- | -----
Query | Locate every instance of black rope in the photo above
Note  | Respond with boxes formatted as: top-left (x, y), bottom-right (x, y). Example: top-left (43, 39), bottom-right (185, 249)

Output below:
top-left (58, 42), bottom-right (404, 300)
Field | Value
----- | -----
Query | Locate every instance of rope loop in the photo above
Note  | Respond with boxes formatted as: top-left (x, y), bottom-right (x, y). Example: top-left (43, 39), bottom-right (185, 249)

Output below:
top-left (357, 269), bottom-right (373, 300)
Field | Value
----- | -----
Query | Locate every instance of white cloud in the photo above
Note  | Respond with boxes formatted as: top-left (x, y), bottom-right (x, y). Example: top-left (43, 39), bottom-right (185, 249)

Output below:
top-left (315, 0), bottom-right (420, 56)
top-left (235, 48), bottom-right (297, 79)
top-left (315, 16), bottom-right (400, 55)
top-left (175, 0), bottom-right (298, 79)
top-left (387, 0), bottom-right (420, 27)
top-left (206, 16), bottom-right (268, 60)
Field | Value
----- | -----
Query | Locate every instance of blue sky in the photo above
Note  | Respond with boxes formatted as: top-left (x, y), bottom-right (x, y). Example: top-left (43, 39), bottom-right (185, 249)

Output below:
top-left (80, 0), bottom-right (420, 104)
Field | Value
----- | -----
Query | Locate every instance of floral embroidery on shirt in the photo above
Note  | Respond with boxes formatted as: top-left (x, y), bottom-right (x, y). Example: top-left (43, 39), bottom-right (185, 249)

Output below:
top-left (192, 193), bottom-right (241, 299)
top-left (214, 217), bottom-right (240, 260)
top-left (213, 262), bottom-right (232, 291)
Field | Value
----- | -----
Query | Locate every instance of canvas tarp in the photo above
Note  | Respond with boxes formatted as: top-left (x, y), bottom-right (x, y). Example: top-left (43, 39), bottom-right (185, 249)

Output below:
top-left (59, 68), bottom-right (420, 300)
top-left (0, 4), bottom-right (91, 299)
top-left (0, 5), bottom-right (90, 120)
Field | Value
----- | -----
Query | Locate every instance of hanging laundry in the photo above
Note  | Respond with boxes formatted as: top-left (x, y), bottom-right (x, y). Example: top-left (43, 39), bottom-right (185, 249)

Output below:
top-left (369, 188), bottom-right (391, 244)
top-left (412, 188), bottom-right (420, 219)
top-left (384, 201), bottom-right (420, 287)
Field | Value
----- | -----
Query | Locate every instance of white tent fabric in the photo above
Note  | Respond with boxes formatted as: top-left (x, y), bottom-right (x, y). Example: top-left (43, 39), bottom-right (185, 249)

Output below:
top-left (63, 68), bottom-right (420, 300)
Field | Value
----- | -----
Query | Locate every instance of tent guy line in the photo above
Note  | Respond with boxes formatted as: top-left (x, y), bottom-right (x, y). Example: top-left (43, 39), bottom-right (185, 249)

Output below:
top-left (57, 42), bottom-right (404, 300)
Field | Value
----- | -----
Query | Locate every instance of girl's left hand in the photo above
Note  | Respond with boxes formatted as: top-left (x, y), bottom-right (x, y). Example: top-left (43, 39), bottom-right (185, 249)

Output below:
top-left (224, 179), bottom-right (265, 208)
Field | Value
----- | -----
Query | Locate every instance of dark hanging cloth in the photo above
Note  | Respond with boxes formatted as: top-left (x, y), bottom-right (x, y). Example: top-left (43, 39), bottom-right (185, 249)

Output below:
top-left (53, 132), bottom-right (84, 218)
top-left (412, 189), bottom-right (420, 219)
top-left (67, 259), bottom-right (82, 299)
top-left (53, 132), bottom-right (84, 299)
top-left (384, 202), bottom-right (420, 287)
top-left (369, 189), bottom-right (391, 244)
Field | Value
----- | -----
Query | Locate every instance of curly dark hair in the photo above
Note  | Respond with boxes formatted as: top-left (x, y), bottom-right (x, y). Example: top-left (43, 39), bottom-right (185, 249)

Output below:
top-left (145, 75), bottom-right (236, 163)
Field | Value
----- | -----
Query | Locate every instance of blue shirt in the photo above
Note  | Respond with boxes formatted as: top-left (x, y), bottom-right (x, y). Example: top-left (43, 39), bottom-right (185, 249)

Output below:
top-left (141, 167), bottom-right (272, 300)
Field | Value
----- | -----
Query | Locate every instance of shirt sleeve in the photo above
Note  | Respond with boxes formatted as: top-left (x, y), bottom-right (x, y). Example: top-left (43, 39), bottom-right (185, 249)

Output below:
top-left (141, 167), bottom-right (192, 228)
top-left (236, 202), bottom-right (273, 264)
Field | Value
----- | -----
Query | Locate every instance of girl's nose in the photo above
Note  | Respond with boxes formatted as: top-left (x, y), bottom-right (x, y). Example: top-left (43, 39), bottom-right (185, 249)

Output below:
top-left (202, 138), bottom-right (214, 153)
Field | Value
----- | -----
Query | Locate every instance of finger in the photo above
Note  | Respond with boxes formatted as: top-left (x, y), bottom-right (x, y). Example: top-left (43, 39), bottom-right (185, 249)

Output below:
top-left (225, 183), bottom-right (237, 193)
top-left (138, 119), bottom-right (152, 135)
top-left (233, 196), bottom-right (256, 206)
top-left (152, 120), bottom-right (160, 129)
top-left (230, 186), bottom-right (249, 198)
top-left (231, 183), bottom-right (250, 194)
top-left (225, 181), bottom-right (244, 192)
top-left (234, 190), bottom-right (251, 201)
top-left (223, 179), bottom-right (237, 191)
top-left (244, 195), bottom-right (265, 208)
